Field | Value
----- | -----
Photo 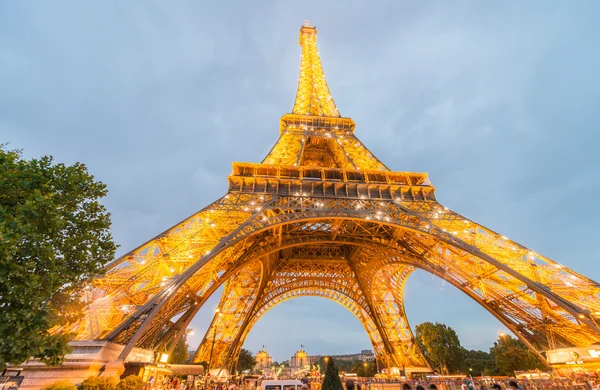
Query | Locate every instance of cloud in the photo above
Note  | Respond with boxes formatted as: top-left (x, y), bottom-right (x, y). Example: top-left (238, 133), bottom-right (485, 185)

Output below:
top-left (2, 0), bottom-right (599, 360)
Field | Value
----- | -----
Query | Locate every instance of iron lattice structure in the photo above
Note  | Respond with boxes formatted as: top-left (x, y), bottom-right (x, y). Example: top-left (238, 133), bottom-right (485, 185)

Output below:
top-left (59, 24), bottom-right (600, 373)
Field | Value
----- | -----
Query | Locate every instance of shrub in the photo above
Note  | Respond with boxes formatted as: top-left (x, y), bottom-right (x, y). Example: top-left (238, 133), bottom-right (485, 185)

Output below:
top-left (42, 380), bottom-right (77, 390)
top-left (116, 376), bottom-right (144, 390)
top-left (78, 376), bottom-right (117, 390)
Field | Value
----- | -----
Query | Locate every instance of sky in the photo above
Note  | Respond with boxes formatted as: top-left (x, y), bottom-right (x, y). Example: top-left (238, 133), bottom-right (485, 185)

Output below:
top-left (2, 1), bottom-right (600, 363)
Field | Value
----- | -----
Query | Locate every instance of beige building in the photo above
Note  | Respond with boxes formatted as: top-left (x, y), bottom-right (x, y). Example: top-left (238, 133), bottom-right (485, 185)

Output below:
top-left (290, 348), bottom-right (375, 368)
top-left (255, 349), bottom-right (273, 369)
top-left (319, 349), bottom-right (375, 363)
top-left (290, 349), bottom-right (319, 368)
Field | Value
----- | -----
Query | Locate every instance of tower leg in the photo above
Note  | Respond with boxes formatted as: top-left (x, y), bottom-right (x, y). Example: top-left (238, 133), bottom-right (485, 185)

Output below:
top-left (192, 260), bottom-right (264, 371)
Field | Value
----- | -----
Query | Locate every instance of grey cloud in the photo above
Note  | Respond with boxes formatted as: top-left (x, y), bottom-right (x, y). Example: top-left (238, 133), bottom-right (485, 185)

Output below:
top-left (1, 0), bottom-right (599, 361)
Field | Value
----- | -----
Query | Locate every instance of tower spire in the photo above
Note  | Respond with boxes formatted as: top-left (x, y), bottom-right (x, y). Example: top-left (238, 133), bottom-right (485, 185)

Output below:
top-left (292, 23), bottom-right (340, 117)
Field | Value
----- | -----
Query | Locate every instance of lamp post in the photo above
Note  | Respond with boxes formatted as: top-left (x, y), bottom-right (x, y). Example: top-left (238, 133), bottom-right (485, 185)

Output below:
top-left (499, 331), bottom-right (509, 347)
top-left (208, 308), bottom-right (223, 377)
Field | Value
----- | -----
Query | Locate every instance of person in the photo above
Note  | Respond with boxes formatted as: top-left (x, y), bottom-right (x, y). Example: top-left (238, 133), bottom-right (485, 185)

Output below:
top-left (507, 381), bottom-right (520, 390)
top-left (402, 384), bottom-right (411, 390)
top-left (461, 382), bottom-right (469, 390)
top-left (416, 385), bottom-right (425, 390)
top-left (492, 384), bottom-right (502, 390)
top-left (429, 385), bottom-right (437, 390)
top-left (480, 385), bottom-right (487, 390)
top-left (146, 375), bottom-right (155, 390)
top-left (346, 379), bottom-right (355, 390)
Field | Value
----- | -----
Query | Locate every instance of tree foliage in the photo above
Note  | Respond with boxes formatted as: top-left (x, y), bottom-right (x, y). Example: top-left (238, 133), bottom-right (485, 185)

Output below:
top-left (116, 376), bottom-right (144, 390)
top-left (169, 336), bottom-right (190, 364)
top-left (316, 356), bottom-right (352, 374)
top-left (350, 360), bottom-right (376, 377)
top-left (237, 348), bottom-right (257, 372)
top-left (78, 377), bottom-right (117, 390)
top-left (415, 322), bottom-right (464, 374)
top-left (461, 349), bottom-right (494, 376)
top-left (490, 334), bottom-right (549, 376)
top-left (42, 380), bottom-right (78, 390)
top-left (322, 358), bottom-right (343, 390)
top-left (0, 147), bottom-right (116, 368)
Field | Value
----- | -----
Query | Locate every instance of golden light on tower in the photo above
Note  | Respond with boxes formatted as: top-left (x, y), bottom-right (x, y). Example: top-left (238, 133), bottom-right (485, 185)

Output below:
top-left (51, 22), bottom-right (600, 377)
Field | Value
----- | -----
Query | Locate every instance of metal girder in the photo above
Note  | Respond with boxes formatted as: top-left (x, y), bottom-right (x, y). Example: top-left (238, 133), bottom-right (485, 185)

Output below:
top-left (52, 23), bottom-right (600, 375)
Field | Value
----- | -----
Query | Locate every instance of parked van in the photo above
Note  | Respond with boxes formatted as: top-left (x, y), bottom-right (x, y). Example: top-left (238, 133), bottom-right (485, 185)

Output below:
top-left (261, 380), bottom-right (304, 390)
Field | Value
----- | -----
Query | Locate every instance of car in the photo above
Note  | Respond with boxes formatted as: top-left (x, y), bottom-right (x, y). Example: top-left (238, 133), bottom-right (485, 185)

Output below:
top-left (261, 379), bottom-right (305, 390)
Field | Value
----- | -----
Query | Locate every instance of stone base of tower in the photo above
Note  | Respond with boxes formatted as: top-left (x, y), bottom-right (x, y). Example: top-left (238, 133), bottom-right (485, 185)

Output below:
top-left (11, 340), bottom-right (155, 390)
top-left (381, 366), bottom-right (431, 379)
top-left (404, 365), bottom-right (433, 378)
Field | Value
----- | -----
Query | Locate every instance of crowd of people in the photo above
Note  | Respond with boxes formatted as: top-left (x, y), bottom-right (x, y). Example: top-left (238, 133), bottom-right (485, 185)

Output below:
top-left (144, 373), bottom-right (600, 390)
top-left (350, 377), bottom-right (599, 390)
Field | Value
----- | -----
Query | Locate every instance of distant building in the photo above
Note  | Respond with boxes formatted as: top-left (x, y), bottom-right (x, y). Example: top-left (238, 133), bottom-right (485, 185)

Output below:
top-left (255, 349), bottom-right (273, 369)
top-left (289, 349), bottom-right (375, 368)
top-left (323, 350), bottom-right (375, 363)
top-left (290, 349), bottom-right (318, 368)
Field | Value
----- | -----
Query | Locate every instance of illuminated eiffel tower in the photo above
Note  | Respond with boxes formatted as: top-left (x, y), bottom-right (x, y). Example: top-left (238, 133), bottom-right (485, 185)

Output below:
top-left (61, 23), bottom-right (600, 377)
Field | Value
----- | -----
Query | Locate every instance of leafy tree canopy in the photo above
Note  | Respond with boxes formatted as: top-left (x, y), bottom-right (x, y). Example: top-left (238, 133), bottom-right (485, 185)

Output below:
top-left (170, 336), bottom-right (190, 364)
top-left (461, 348), bottom-right (494, 376)
top-left (0, 147), bottom-right (116, 368)
top-left (350, 360), bottom-right (376, 377)
top-left (490, 334), bottom-right (549, 376)
top-left (415, 322), bottom-right (464, 374)
top-left (237, 348), bottom-right (257, 372)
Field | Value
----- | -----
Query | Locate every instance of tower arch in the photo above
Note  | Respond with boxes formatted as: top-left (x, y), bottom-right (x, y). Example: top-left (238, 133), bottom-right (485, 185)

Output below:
top-left (51, 23), bottom-right (600, 379)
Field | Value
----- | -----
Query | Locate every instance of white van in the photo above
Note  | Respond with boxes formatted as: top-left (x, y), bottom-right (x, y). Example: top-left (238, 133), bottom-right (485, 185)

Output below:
top-left (261, 380), bottom-right (305, 390)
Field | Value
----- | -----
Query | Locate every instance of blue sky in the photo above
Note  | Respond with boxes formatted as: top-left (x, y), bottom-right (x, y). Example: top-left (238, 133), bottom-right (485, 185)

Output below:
top-left (2, 1), bottom-right (600, 362)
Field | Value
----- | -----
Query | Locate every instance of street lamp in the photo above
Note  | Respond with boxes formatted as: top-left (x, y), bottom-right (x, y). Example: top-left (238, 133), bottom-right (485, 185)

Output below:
top-left (499, 331), bottom-right (509, 347)
top-left (208, 308), bottom-right (224, 377)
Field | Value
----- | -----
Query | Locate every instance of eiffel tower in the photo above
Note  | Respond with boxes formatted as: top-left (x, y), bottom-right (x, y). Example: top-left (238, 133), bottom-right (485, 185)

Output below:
top-left (60, 23), bottom-right (600, 377)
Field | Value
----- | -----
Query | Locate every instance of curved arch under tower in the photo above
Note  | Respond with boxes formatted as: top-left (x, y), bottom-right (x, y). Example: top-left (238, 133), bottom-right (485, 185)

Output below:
top-left (50, 23), bottom-right (600, 381)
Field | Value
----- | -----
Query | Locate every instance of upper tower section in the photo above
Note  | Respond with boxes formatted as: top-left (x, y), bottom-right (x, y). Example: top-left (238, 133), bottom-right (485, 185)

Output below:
top-left (292, 22), bottom-right (341, 117)
top-left (261, 23), bottom-right (391, 171)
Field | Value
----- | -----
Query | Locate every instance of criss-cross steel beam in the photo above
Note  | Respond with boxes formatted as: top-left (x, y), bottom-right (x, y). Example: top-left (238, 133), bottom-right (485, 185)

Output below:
top-left (51, 23), bottom-right (600, 377)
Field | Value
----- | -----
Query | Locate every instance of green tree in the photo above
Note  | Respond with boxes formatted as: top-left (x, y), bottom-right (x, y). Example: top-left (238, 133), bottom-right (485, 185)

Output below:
top-left (490, 334), bottom-right (549, 376)
top-left (116, 376), bottom-right (144, 390)
top-left (415, 322), bottom-right (464, 374)
top-left (237, 348), bottom-right (257, 372)
top-left (322, 358), bottom-right (343, 390)
top-left (316, 357), bottom-right (352, 374)
top-left (350, 360), bottom-right (376, 377)
top-left (78, 377), bottom-right (117, 390)
top-left (170, 336), bottom-right (190, 364)
top-left (351, 360), bottom-right (365, 376)
top-left (461, 349), bottom-right (494, 376)
top-left (0, 147), bottom-right (116, 369)
top-left (42, 381), bottom-right (77, 390)
top-left (363, 361), bottom-right (376, 377)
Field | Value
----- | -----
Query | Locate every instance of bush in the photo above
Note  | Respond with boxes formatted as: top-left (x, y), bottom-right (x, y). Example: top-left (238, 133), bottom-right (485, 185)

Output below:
top-left (42, 380), bottom-right (78, 390)
top-left (78, 376), bottom-right (117, 390)
top-left (116, 376), bottom-right (144, 390)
